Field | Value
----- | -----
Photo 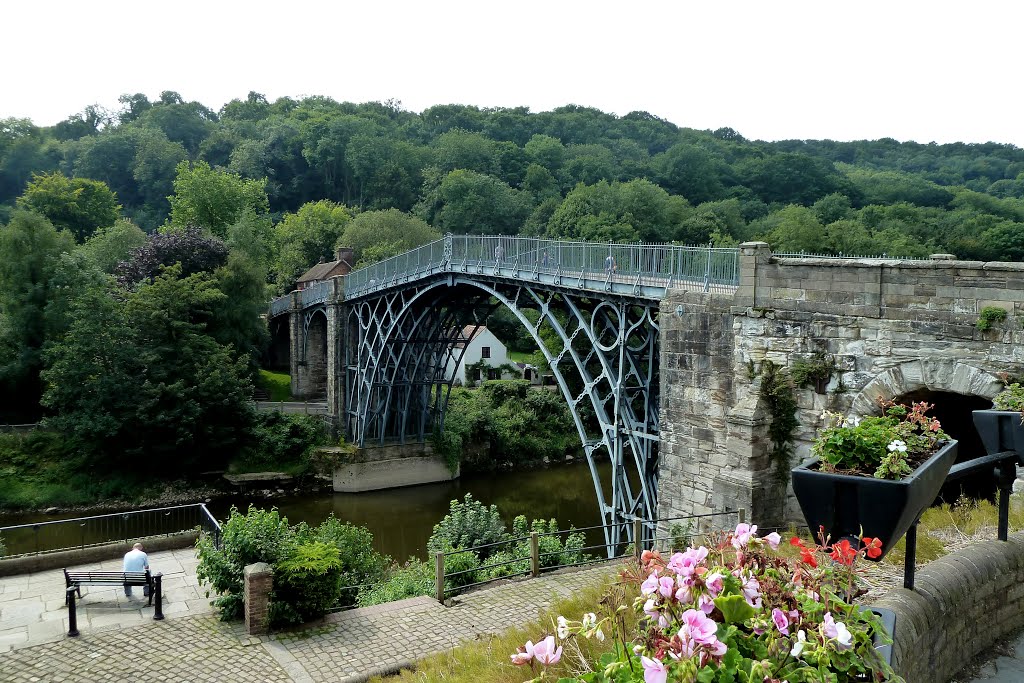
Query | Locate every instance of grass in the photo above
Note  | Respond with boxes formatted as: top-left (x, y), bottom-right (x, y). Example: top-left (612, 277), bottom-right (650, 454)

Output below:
top-left (368, 570), bottom-right (637, 683)
top-left (506, 350), bottom-right (534, 364)
top-left (258, 369), bottom-right (293, 402)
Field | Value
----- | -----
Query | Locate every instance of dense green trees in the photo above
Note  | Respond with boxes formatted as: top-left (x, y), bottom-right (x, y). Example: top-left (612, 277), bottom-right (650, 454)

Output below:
top-left (16, 172), bottom-right (120, 242)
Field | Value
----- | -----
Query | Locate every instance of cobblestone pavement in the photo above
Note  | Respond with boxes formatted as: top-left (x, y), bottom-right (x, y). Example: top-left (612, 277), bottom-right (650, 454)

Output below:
top-left (0, 553), bottom-right (617, 683)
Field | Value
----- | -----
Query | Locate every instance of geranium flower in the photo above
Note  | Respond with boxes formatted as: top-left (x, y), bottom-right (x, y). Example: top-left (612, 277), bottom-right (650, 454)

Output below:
top-left (659, 575), bottom-right (676, 598)
top-left (667, 546), bottom-right (708, 577)
top-left (829, 539), bottom-right (857, 566)
top-left (731, 523), bottom-right (758, 548)
top-left (641, 656), bottom-right (668, 683)
top-left (862, 536), bottom-right (883, 559)
top-left (887, 439), bottom-right (907, 453)
top-left (704, 572), bottom-right (724, 596)
top-left (510, 640), bottom-right (534, 665)
top-left (557, 615), bottom-right (569, 639)
top-left (772, 608), bottom-right (790, 635)
top-left (532, 635), bottom-right (562, 665)
top-left (641, 571), bottom-right (661, 596)
top-left (680, 608), bottom-right (719, 646)
top-left (764, 532), bottom-right (782, 550)
top-left (790, 630), bottom-right (807, 658)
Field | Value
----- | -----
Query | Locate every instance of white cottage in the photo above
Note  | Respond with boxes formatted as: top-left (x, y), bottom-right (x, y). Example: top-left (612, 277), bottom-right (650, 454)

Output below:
top-left (446, 326), bottom-right (514, 385)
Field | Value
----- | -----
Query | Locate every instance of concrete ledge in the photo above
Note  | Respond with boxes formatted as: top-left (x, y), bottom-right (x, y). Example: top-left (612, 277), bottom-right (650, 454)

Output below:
top-left (333, 454), bottom-right (458, 492)
top-left (0, 532), bottom-right (198, 577)
top-left (874, 531), bottom-right (1024, 683)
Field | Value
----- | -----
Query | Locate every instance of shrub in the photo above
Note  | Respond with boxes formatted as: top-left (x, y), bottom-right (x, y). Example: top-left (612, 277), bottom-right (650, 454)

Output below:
top-left (442, 547), bottom-right (482, 589)
top-left (236, 412), bottom-right (328, 473)
top-left (304, 515), bottom-right (390, 606)
top-left (357, 559), bottom-right (434, 607)
top-left (427, 493), bottom-right (509, 558)
top-left (992, 382), bottom-right (1024, 412)
top-left (271, 541), bottom-right (343, 626)
top-left (196, 506), bottom-right (296, 620)
top-left (977, 305), bottom-right (1008, 331)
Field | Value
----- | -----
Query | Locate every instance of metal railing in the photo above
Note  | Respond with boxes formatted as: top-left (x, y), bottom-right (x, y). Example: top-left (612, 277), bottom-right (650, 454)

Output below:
top-left (269, 295), bottom-right (291, 317)
top-left (0, 503), bottom-right (222, 559)
top-left (433, 509), bottom-right (743, 602)
top-left (269, 236), bottom-right (741, 315)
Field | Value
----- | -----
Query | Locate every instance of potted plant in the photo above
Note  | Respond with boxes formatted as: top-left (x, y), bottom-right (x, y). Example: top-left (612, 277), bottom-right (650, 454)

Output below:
top-left (972, 380), bottom-right (1024, 458)
top-left (791, 401), bottom-right (957, 560)
top-left (510, 525), bottom-right (902, 682)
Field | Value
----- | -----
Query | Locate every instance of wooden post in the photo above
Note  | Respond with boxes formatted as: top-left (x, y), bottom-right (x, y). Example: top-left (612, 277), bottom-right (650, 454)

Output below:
top-left (633, 519), bottom-right (643, 561)
top-left (435, 551), bottom-right (446, 604)
top-left (530, 532), bottom-right (540, 577)
top-left (738, 508), bottom-right (746, 524)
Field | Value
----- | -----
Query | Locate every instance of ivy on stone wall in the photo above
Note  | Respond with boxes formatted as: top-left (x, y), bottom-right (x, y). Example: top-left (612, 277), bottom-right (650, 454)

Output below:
top-left (758, 360), bottom-right (799, 481)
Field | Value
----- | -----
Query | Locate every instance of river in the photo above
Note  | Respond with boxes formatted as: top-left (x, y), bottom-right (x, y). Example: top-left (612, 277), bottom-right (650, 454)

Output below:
top-left (1, 459), bottom-right (619, 560)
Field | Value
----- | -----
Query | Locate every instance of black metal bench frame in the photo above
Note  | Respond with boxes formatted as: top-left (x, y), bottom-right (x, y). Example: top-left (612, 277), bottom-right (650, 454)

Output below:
top-left (63, 569), bottom-right (155, 606)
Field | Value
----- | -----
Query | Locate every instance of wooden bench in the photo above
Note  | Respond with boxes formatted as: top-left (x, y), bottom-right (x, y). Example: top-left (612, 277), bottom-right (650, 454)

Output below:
top-left (63, 569), bottom-right (155, 606)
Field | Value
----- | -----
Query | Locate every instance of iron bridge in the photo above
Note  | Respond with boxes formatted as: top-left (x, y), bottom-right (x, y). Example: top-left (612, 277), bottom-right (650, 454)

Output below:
top-left (269, 235), bottom-right (739, 551)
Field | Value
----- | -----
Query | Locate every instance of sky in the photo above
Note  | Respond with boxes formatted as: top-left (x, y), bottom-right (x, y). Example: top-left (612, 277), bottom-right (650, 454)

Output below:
top-left (3, 0), bottom-right (1022, 146)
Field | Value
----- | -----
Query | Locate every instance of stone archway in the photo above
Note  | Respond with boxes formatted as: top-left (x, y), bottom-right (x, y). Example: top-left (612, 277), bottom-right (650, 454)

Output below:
top-left (848, 360), bottom-right (1003, 419)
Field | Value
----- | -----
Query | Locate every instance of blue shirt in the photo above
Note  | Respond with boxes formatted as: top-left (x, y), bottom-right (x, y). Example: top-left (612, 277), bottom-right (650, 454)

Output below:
top-left (123, 548), bottom-right (149, 572)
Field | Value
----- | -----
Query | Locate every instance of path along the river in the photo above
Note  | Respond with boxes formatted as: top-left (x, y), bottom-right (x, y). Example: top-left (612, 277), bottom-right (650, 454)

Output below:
top-left (0, 548), bottom-right (615, 682)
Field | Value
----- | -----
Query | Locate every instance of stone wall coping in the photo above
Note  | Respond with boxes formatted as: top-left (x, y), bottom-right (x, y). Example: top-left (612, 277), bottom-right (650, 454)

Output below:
top-left (770, 256), bottom-right (1024, 272)
top-left (874, 531), bottom-right (1024, 682)
top-left (243, 561), bottom-right (272, 577)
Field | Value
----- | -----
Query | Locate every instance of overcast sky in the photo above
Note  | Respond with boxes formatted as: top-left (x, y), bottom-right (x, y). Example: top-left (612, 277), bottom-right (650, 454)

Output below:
top-left (3, 0), bottom-right (1021, 146)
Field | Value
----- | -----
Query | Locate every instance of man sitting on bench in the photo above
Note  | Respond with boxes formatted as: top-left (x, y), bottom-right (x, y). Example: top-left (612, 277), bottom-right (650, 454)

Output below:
top-left (123, 542), bottom-right (150, 598)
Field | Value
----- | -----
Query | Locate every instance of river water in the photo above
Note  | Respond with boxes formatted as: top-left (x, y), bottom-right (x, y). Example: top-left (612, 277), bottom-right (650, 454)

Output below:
top-left (0, 460), bottom-right (615, 560)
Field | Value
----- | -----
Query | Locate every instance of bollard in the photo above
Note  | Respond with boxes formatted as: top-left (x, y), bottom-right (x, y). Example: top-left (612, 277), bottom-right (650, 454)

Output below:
top-left (633, 519), bottom-right (644, 561)
top-left (738, 508), bottom-right (746, 525)
top-left (435, 552), bottom-right (445, 604)
top-left (153, 573), bottom-right (164, 621)
top-left (66, 587), bottom-right (80, 637)
top-left (530, 532), bottom-right (540, 577)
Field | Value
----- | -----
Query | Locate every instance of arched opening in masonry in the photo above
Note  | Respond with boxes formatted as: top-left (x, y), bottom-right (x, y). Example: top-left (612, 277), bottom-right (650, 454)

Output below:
top-left (303, 309), bottom-right (329, 398)
top-left (266, 316), bottom-right (290, 372)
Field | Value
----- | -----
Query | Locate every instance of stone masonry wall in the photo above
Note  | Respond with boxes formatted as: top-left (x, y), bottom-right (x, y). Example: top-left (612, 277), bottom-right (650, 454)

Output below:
top-left (875, 533), bottom-right (1024, 683)
top-left (659, 243), bottom-right (1024, 528)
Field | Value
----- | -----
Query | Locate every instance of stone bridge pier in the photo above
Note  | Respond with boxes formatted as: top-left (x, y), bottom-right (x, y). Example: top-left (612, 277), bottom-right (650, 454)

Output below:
top-left (285, 281), bottom-right (347, 409)
top-left (657, 242), bottom-right (1024, 530)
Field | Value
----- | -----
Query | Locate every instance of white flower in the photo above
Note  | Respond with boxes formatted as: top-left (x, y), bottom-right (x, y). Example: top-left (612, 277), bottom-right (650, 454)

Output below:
top-left (556, 615), bottom-right (569, 639)
top-left (594, 627), bottom-right (605, 642)
top-left (581, 613), bottom-right (597, 630)
top-left (790, 629), bottom-right (807, 658)
top-left (887, 439), bottom-right (907, 453)
top-left (848, 416), bottom-right (861, 427)
top-left (834, 621), bottom-right (853, 650)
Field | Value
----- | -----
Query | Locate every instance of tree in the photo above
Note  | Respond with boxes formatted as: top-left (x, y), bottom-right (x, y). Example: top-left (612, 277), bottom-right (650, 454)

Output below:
top-left (339, 209), bottom-right (440, 264)
top-left (275, 200), bottom-right (352, 290)
top-left (42, 267), bottom-right (253, 471)
top-left (417, 169), bottom-right (531, 235)
top-left (737, 153), bottom-right (849, 205)
top-left (168, 161), bottom-right (269, 237)
top-left (115, 226), bottom-right (229, 285)
top-left (430, 129), bottom-right (500, 175)
top-left (0, 211), bottom-right (75, 414)
top-left (545, 179), bottom-right (689, 242)
top-left (15, 172), bottom-right (120, 242)
top-left (651, 143), bottom-right (728, 205)
top-left (79, 219), bottom-right (148, 273)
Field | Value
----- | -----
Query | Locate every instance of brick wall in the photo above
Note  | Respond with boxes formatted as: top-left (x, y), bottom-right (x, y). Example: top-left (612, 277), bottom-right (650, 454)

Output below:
top-left (243, 562), bottom-right (273, 635)
top-left (875, 533), bottom-right (1024, 683)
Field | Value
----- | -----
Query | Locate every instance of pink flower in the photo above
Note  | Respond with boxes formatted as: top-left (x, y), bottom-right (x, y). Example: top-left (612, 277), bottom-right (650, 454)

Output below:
top-left (510, 640), bottom-right (534, 665)
top-left (822, 612), bottom-right (838, 639)
top-left (641, 656), bottom-right (668, 683)
top-left (659, 576), bottom-right (676, 598)
top-left (731, 523), bottom-right (758, 548)
top-left (698, 594), bottom-right (715, 615)
top-left (704, 572), bottom-right (724, 596)
top-left (772, 608), bottom-right (790, 635)
top-left (680, 608), bottom-right (719, 646)
top-left (643, 598), bottom-right (660, 620)
top-left (532, 635), bottom-right (562, 665)
top-left (735, 571), bottom-right (761, 608)
top-left (667, 546), bottom-right (709, 577)
top-left (641, 571), bottom-right (661, 596)
top-left (764, 532), bottom-right (782, 550)
top-left (821, 612), bottom-right (853, 649)
top-left (674, 582), bottom-right (693, 604)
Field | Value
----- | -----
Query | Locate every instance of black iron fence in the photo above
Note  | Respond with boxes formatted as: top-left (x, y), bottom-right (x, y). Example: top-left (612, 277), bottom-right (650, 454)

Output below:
top-left (0, 503), bottom-right (222, 558)
top-left (434, 509), bottom-right (744, 602)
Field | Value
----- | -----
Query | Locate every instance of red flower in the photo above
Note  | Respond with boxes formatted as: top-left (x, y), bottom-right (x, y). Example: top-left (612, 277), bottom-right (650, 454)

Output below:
top-left (829, 539), bottom-right (857, 566)
top-left (799, 547), bottom-right (818, 568)
top-left (862, 537), bottom-right (883, 559)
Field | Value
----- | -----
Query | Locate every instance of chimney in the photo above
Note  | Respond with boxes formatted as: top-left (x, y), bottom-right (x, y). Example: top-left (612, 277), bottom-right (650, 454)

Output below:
top-left (336, 247), bottom-right (355, 271)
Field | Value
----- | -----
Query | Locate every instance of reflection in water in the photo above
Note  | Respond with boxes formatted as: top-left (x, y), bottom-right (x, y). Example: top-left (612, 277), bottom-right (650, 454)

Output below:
top-left (208, 460), bottom-right (614, 560)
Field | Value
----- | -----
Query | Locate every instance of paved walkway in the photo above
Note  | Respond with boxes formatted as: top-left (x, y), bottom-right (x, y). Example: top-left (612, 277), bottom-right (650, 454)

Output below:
top-left (0, 549), bottom-right (616, 682)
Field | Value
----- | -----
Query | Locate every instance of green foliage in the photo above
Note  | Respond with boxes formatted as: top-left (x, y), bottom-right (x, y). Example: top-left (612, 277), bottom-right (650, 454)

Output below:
top-left (992, 382), bottom-right (1024, 412)
top-left (79, 219), bottom-right (148, 273)
top-left (339, 208), bottom-right (439, 265)
top-left (196, 506), bottom-right (296, 620)
top-left (427, 493), bottom-right (509, 556)
top-left (356, 558), bottom-right (434, 607)
top-left (790, 350), bottom-right (838, 389)
top-left (757, 361), bottom-right (798, 477)
top-left (235, 412), bottom-right (328, 474)
top-left (976, 305), bottom-right (1008, 331)
top-left (270, 541), bottom-right (343, 626)
top-left (813, 402), bottom-right (949, 479)
top-left (274, 200), bottom-right (351, 291)
top-left (16, 171), bottom-right (120, 242)
top-left (257, 369), bottom-right (292, 402)
top-left (306, 515), bottom-right (390, 606)
top-left (168, 160), bottom-right (269, 237)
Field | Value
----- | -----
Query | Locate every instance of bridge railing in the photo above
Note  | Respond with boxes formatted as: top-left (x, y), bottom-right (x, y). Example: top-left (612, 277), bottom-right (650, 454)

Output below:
top-left (299, 280), bottom-right (333, 308)
top-left (344, 238), bottom-right (449, 299)
top-left (0, 503), bottom-right (223, 558)
top-left (269, 295), bottom-right (291, 317)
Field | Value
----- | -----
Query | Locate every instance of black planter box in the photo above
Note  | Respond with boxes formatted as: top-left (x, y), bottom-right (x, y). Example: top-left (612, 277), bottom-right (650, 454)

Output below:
top-left (791, 440), bottom-right (958, 560)
top-left (972, 410), bottom-right (1024, 460)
